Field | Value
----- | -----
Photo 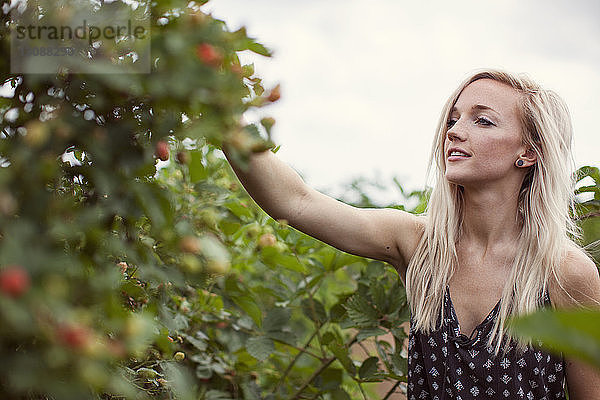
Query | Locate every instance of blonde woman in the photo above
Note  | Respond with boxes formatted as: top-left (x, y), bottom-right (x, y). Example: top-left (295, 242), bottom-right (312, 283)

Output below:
top-left (225, 69), bottom-right (600, 399)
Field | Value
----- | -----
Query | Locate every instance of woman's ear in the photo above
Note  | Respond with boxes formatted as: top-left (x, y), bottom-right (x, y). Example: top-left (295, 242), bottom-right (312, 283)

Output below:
top-left (516, 148), bottom-right (537, 167)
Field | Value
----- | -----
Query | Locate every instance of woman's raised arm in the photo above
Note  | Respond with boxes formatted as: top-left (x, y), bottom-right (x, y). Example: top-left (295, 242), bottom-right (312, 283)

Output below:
top-left (224, 147), bottom-right (425, 276)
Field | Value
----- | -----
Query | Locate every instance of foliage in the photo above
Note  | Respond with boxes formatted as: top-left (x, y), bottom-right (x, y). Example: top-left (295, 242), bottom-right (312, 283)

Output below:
top-left (0, 1), bottom-right (416, 398)
top-left (0, 1), bottom-right (598, 399)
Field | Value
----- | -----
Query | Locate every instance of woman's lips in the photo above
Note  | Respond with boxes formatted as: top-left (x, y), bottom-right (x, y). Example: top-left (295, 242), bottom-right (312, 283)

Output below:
top-left (447, 155), bottom-right (471, 161)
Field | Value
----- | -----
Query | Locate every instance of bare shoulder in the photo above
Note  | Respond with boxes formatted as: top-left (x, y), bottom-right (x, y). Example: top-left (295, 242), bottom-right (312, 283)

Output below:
top-left (383, 210), bottom-right (427, 275)
top-left (550, 243), bottom-right (600, 309)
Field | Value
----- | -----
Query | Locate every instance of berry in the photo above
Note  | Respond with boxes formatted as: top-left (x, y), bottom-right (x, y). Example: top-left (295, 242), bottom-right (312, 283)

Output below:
top-left (174, 351), bottom-right (185, 361)
top-left (176, 151), bottom-right (189, 165)
top-left (196, 43), bottom-right (223, 68)
top-left (231, 63), bottom-right (243, 75)
top-left (267, 84), bottom-right (281, 102)
top-left (117, 261), bottom-right (128, 274)
top-left (179, 236), bottom-right (201, 254)
top-left (181, 254), bottom-right (201, 273)
top-left (57, 323), bottom-right (91, 349)
top-left (0, 265), bottom-right (30, 298)
top-left (206, 259), bottom-right (230, 275)
top-left (155, 141), bottom-right (169, 161)
top-left (258, 233), bottom-right (277, 248)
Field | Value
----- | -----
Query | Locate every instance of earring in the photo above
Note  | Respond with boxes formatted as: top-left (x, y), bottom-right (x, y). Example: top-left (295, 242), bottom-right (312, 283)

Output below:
top-left (516, 160), bottom-right (524, 167)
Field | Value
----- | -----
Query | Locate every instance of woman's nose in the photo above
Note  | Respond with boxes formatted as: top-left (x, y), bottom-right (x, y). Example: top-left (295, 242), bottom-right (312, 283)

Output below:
top-left (446, 123), bottom-right (466, 142)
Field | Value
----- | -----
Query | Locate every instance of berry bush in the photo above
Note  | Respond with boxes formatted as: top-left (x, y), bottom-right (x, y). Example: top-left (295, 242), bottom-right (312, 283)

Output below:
top-left (1, 1), bottom-right (599, 399)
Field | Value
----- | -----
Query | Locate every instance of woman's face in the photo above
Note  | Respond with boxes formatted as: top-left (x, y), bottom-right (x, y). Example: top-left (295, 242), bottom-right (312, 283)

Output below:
top-left (444, 78), bottom-right (528, 187)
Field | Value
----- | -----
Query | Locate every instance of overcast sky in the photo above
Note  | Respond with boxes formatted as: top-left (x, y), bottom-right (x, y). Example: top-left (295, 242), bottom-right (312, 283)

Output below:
top-left (207, 0), bottom-right (600, 205)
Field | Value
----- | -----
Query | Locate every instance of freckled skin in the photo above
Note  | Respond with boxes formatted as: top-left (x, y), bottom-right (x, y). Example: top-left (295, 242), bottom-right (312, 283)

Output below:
top-left (444, 79), bottom-right (528, 188)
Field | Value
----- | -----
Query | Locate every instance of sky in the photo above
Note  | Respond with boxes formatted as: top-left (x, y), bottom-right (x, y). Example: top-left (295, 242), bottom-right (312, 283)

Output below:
top-left (206, 0), bottom-right (600, 205)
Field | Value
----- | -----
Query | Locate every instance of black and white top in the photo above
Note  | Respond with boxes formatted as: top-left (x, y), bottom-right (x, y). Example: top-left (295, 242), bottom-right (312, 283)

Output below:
top-left (407, 287), bottom-right (566, 399)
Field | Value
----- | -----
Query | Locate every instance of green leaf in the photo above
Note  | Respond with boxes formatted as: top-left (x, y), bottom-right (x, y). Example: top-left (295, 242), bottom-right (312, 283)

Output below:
top-left (390, 353), bottom-right (408, 377)
top-left (356, 327), bottom-right (387, 342)
top-left (301, 298), bottom-right (328, 324)
top-left (358, 356), bottom-right (380, 380)
top-left (189, 150), bottom-right (207, 183)
top-left (315, 367), bottom-right (343, 390)
top-left (509, 309), bottom-right (600, 367)
top-left (246, 39), bottom-right (271, 57)
top-left (246, 336), bottom-right (274, 361)
top-left (181, 332), bottom-right (207, 351)
top-left (369, 280), bottom-right (388, 313)
top-left (326, 341), bottom-right (356, 376)
top-left (232, 295), bottom-right (262, 328)
top-left (263, 307), bottom-right (290, 333)
top-left (344, 295), bottom-right (378, 328)
top-left (329, 388), bottom-right (351, 400)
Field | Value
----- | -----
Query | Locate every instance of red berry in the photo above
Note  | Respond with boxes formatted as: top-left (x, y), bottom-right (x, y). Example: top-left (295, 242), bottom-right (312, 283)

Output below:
top-left (196, 43), bottom-right (223, 68)
top-left (57, 323), bottom-right (90, 349)
top-left (0, 265), bottom-right (30, 298)
top-left (155, 141), bottom-right (169, 161)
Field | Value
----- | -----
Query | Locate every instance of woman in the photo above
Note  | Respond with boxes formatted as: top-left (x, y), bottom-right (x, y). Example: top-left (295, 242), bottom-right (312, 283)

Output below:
top-left (225, 69), bottom-right (600, 399)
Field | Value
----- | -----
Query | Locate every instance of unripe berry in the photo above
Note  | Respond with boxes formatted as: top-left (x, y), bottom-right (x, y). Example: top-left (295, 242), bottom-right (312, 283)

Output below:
top-left (231, 63), bottom-right (243, 76)
top-left (0, 265), bottom-right (30, 298)
top-left (258, 233), bottom-right (277, 248)
top-left (179, 236), bottom-right (201, 254)
top-left (176, 151), bottom-right (189, 165)
top-left (174, 351), bottom-right (185, 361)
top-left (267, 84), bottom-right (281, 102)
top-left (206, 259), bottom-right (230, 275)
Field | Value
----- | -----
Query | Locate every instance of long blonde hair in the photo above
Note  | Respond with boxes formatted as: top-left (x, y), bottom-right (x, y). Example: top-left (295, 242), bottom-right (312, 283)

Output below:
top-left (406, 69), bottom-right (583, 352)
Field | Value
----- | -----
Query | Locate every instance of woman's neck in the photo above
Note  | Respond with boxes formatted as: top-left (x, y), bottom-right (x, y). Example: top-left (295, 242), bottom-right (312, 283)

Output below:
top-left (459, 183), bottom-right (522, 253)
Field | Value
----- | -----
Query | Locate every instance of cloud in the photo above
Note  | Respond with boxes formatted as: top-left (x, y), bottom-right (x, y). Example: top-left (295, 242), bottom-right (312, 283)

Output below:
top-left (207, 0), bottom-right (600, 203)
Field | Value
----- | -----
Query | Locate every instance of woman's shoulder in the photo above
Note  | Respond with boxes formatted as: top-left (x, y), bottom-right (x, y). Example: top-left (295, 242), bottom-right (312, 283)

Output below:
top-left (549, 243), bottom-right (600, 309)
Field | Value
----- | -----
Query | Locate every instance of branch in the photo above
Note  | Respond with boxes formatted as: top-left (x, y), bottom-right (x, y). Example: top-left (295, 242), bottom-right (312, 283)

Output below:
top-left (382, 381), bottom-right (402, 400)
top-left (576, 211), bottom-right (600, 220)
top-left (271, 327), bottom-right (322, 396)
top-left (291, 332), bottom-right (359, 399)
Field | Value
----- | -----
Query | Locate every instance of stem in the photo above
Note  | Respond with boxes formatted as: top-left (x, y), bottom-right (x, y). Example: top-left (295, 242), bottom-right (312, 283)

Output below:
top-left (271, 327), bottom-right (322, 395)
top-left (358, 342), bottom-right (371, 358)
top-left (305, 277), bottom-right (326, 357)
top-left (382, 381), bottom-right (402, 400)
top-left (291, 333), bottom-right (359, 399)
top-left (271, 337), bottom-right (323, 361)
top-left (576, 211), bottom-right (600, 220)
top-left (356, 380), bottom-right (368, 400)
top-left (291, 356), bottom-right (336, 399)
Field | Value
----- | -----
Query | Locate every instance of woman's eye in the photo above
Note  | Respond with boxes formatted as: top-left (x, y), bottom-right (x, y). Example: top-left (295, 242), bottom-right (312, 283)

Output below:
top-left (446, 119), bottom-right (457, 129)
top-left (475, 117), bottom-right (494, 126)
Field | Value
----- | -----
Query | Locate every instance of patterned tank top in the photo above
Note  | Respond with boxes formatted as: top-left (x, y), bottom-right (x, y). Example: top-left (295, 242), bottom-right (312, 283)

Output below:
top-left (407, 287), bottom-right (566, 399)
